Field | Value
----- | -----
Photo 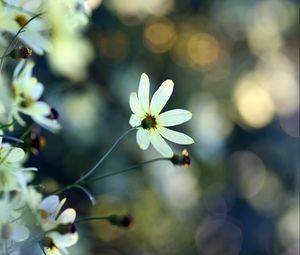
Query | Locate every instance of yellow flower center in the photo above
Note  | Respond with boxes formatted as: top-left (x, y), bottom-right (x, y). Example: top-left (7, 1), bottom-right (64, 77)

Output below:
top-left (141, 115), bottom-right (157, 129)
top-left (18, 93), bottom-right (34, 108)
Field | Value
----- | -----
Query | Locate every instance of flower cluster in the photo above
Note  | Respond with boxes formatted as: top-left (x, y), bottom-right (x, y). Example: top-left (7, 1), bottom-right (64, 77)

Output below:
top-left (0, 0), bottom-right (194, 254)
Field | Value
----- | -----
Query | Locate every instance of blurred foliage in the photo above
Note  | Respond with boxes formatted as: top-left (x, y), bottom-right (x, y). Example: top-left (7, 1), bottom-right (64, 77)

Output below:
top-left (25, 0), bottom-right (299, 254)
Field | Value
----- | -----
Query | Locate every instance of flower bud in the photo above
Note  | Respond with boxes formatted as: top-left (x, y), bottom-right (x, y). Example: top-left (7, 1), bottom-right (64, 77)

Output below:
top-left (170, 149), bottom-right (191, 167)
top-left (55, 223), bottom-right (77, 234)
top-left (108, 214), bottom-right (134, 228)
top-left (9, 46), bottom-right (32, 59)
top-left (48, 108), bottom-right (59, 120)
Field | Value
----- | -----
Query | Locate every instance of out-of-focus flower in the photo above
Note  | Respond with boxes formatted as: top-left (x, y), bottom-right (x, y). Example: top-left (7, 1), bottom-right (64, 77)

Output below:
top-left (44, 0), bottom-right (93, 81)
top-left (129, 73), bottom-right (194, 157)
top-left (10, 60), bottom-right (61, 132)
top-left (0, 193), bottom-right (29, 244)
top-left (37, 195), bottom-right (79, 255)
top-left (0, 134), bottom-right (37, 192)
top-left (0, 1), bottom-right (51, 55)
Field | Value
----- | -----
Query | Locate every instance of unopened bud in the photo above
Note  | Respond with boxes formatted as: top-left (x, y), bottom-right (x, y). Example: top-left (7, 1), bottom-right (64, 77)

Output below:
top-left (9, 46), bottom-right (32, 59)
top-left (170, 149), bottom-right (191, 167)
top-left (48, 108), bottom-right (59, 120)
top-left (55, 223), bottom-right (77, 235)
top-left (109, 214), bottom-right (134, 228)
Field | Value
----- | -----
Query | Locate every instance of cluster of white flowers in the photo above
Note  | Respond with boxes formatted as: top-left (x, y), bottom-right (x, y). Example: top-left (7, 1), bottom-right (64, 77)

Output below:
top-left (0, 0), bottom-right (194, 254)
top-left (0, 1), bottom-right (93, 254)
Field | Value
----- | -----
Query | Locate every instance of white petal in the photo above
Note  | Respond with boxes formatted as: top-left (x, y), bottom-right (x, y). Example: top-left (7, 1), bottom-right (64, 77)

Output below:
top-left (129, 92), bottom-right (145, 117)
top-left (136, 128), bottom-right (150, 150)
top-left (57, 208), bottom-right (76, 224)
top-left (39, 195), bottom-right (60, 214)
top-left (150, 79), bottom-right (174, 116)
top-left (30, 82), bottom-right (44, 100)
top-left (157, 126), bottom-right (194, 144)
top-left (10, 223), bottom-right (29, 242)
top-left (6, 148), bottom-right (25, 162)
top-left (33, 116), bottom-right (61, 133)
top-left (129, 114), bottom-right (142, 127)
top-left (157, 109), bottom-right (192, 127)
top-left (54, 198), bottom-right (67, 219)
top-left (138, 73), bottom-right (150, 112)
top-left (20, 101), bottom-right (50, 116)
top-left (149, 129), bottom-right (173, 157)
top-left (13, 60), bottom-right (26, 78)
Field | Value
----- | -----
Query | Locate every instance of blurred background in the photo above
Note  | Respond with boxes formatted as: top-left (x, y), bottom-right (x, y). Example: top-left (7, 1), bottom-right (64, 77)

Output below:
top-left (25, 0), bottom-right (299, 254)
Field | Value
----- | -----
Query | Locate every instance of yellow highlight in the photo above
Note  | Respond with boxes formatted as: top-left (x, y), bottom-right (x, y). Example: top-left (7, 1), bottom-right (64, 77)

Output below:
top-left (187, 33), bottom-right (220, 69)
top-left (234, 74), bottom-right (275, 128)
top-left (144, 19), bottom-right (176, 53)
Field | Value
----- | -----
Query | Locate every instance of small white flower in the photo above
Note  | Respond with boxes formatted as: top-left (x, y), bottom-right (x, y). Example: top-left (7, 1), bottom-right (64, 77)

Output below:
top-left (0, 193), bottom-right (30, 243)
top-left (37, 195), bottom-right (79, 255)
top-left (0, 134), bottom-right (37, 192)
top-left (10, 60), bottom-right (61, 132)
top-left (0, 1), bottom-right (51, 55)
top-left (129, 73), bottom-right (194, 157)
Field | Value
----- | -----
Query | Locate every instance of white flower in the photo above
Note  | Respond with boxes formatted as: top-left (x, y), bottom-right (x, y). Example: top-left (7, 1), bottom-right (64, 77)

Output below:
top-left (43, 0), bottom-right (93, 81)
top-left (0, 1), bottom-right (51, 55)
top-left (10, 60), bottom-right (61, 132)
top-left (37, 195), bottom-right (79, 255)
top-left (129, 73), bottom-right (194, 157)
top-left (0, 193), bottom-right (29, 243)
top-left (0, 134), bottom-right (37, 192)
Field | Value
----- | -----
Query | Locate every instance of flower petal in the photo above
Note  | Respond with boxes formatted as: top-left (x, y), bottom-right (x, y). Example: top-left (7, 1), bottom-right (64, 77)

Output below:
top-left (157, 126), bottom-right (194, 144)
top-left (129, 114), bottom-right (141, 127)
top-left (6, 148), bottom-right (25, 162)
top-left (136, 128), bottom-right (150, 150)
top-left (10, 223), bottom-right (29, 242)
top-left (157, 109), bottom-right (192, 127)
top-left (129, 92), bottom-right (145, 118)
top-left (57, 208), bottom-right (76, 224)
top-left (138, 73), bottom-right (150, 113)
top-left (150, 79), bottom-right (174, 116)
top-left (149, 129), bottom-right (173, 157)
top-left (29, 82), bottom-right (44, 100)
top-left (39, 195), bottom-right (60, 214)
top-left (33, 116), bottom-right (61, 133)
top-left (20, 101), bottom-right (50, 116)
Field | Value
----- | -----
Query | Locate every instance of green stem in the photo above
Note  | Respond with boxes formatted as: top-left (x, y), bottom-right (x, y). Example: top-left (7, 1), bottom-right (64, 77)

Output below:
top-left (52, 157), bottom-right (168, 195)
top-left (75, 216), bottom-right (110, 224)
top-left (75, 127), bottom-right (136, 184)
top-left (82, 157), bottom-right (168, 184)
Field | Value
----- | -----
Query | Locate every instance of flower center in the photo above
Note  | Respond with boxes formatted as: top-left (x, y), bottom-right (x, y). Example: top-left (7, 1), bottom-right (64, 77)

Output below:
top-left (15, 15), bottom-right (28, 27)
top-left (141, 115), bottom-right (157, 129)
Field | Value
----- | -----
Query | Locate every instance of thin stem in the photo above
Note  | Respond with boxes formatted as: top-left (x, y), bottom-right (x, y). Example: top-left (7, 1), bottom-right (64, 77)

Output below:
top-left (75, 216), bottom-right (110, 224)
top-left (0, 121), bottom-right (16, 129)
top-left (0, 134), bottom-right (24, 143)
top-left (75, 127), bottom-right (136, 184)
top-left (83, 157), bottom-right (168, 184)
top-left (52, 157), bottom-right (168, 195)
